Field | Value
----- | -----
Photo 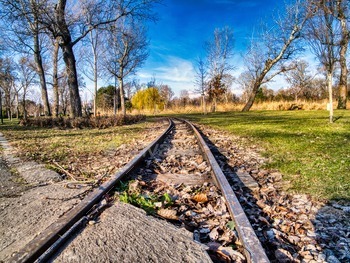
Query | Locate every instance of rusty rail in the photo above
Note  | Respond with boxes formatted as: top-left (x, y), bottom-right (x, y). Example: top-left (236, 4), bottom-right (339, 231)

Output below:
top-left (10, 118), bottom-right (269, 263)
top-left (183, 119), bottom-right (270, 263)
top-left (10, 119), bottom-right (174, 263)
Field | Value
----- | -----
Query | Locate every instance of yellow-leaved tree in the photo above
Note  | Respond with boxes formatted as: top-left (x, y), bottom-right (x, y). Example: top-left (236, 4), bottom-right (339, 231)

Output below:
top-left (131, 88), bottom-right (163, 114)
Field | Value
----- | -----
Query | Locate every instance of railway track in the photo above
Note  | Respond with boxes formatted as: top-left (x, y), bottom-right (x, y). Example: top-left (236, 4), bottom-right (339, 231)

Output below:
top-left (9, 118), bottom-right (269, 263)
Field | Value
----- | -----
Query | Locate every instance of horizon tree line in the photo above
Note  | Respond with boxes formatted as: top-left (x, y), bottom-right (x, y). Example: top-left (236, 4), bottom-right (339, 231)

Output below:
top-left (0, 0), bottom-right (349, 120)
top-left (0, 0), bottom-right (159, 119)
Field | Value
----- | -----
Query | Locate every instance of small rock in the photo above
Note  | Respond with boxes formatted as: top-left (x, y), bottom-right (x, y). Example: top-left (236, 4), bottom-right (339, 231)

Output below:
top-left (305, 244), bottom-right (317, 251)
top-left (209, 227), bottom-right (219, 241)
top-left (265, 229), bottom-right (275, 241)
top-left (275, 248), bottom-right (294, 263)
top-left (327, 255), bottom-right (341, 263)
top-left (288, 235), bottom-right (300, 245)
top-left (317, 253), bottom-right (327, 262)
top-left (88, 220), bottom-right (96, 225)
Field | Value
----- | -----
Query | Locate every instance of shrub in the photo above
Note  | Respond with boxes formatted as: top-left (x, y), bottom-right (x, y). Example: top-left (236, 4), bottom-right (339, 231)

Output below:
top-left (19, 115), bottom-right (146, 129)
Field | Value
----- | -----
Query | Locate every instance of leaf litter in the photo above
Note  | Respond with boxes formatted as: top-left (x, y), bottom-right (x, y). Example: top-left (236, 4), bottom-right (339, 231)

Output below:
top-left (114, 179), bottom-right (246, 263)
top-left (113, 121), bottom-right (247, 263)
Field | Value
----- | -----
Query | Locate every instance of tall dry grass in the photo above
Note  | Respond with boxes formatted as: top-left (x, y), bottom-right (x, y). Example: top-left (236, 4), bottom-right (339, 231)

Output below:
top-left (97, 100), bottom-right (350, 115)
top-left (162, 100), bottom-right (349, 114)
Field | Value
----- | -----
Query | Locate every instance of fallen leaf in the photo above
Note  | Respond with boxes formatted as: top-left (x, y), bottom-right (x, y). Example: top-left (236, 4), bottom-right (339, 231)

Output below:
top-left (157, 208), bottom-right (178, 220)
top-left (193, 193), bottom-right (208, 203)
top-left (226, 221), bottom-right (235, 230)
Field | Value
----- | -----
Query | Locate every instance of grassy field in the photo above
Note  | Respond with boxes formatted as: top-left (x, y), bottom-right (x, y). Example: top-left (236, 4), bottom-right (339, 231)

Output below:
top-left (1, 110), bottom-right (349, 201)
top-left (184, 110), bottom-right (350, 201)
top-left (0, 119), bottom-right (155, 178)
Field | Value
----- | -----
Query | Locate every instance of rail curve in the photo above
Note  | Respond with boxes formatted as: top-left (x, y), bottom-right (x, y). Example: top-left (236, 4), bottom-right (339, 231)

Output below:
top-left (10, 118), bottom-right (269, 263)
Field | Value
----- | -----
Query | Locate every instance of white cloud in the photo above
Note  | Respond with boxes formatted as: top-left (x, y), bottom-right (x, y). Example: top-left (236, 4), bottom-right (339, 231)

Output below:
top-left (136, 49), bottom-right (323, 99)
top-left (136, 56), bottom-right (197, 96)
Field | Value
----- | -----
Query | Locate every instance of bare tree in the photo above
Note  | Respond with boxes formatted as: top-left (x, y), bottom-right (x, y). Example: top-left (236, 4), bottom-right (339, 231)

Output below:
top-left (242, 0), bottom-right (310, 111)
top-left (58, 74), bottom-right (69, 116)
top-left (132, 78), bottom-right (142, 93)
top-left (0, 0), bottom-right (159, 118)
top-left (0, 57), bottom-right (16, 119)
top-left (38, 0), bottom-right (158, 118)
top-left (306, 0), bottom-right (341, 123)
top-left (79, 27), bottom-right (105, 117)
top-left (179, 90), bottom-right (190, 107)
top-left (206, 27), bottom-right (234, 111)
top-left (159, 84), bottom-right (174, 110)
top-left (283, 60), bottom-right (314, 102)
top-left (194, 57), bottom-right (208, 114)
top-left (103, 19), bottom-right (149, 116)
top-left (16, 57), bottom-right (36, 119)
top-left (236, 71), bottom-right (255, 103)
top-left (221, 73), bottom-right (235, 103)
top-left (335, 0), bottom-right (349, 109)
top-left (0, 0), bottom-right (51, 116)
top-left (52, 38), bottom-right (60, 117)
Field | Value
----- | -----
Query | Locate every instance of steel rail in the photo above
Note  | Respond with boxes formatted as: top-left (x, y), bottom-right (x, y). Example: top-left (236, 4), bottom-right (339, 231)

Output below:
top-left (9, 119), bottom-right (174, 263)
top-left (183, 119), bottom-right (270, 263)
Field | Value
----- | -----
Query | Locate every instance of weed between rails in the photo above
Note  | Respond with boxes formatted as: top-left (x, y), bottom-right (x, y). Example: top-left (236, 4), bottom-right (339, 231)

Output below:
top-left (114, 179), bottom-right (244, 263)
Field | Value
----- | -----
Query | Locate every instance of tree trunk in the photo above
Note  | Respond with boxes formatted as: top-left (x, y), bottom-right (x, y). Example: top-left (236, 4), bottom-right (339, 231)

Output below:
top-left (93, 50), bottom-right (98, 117)
top-left (337, 4), bottom-right (348, 109)
top-left (62, 43), bottom-right (82, 118)
top-left (119, 78), bottom-right (126, 116)
top-left (0, 90), bottom-right (3, 124)
top-left (5, 91), bottom-right (11, 120)
top-left (53, 39), bottom-right (60, 117)
top-left (212, 97), bottom-right (217, 112)
top-left (33, 33), bottom-right (51, 116)
top-left (242, 82), bottom-right (260, 112)
top-left (22, 94), bottom-right (27, 120)
top-left (56, 0), bottom-right (82, 118)
top-left (327, 71), bottom-right (334, 123)
top-left (60, 89), bottom-right (67, 116)
top-left (15, 92), bottom-right (19, 119)
top-left (202, 94), bottom-right (207, 115)
top-left (113, 81), bottom-right (118, 115)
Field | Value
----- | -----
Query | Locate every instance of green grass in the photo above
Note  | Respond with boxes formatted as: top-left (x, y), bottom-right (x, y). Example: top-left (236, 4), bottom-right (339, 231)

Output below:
top-left (184, 110), bottom-right (350, 201)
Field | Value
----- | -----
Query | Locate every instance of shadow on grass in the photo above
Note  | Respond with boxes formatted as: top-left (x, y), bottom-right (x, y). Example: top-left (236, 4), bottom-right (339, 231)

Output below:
top-left (183, 110), bottom-right (347, 126)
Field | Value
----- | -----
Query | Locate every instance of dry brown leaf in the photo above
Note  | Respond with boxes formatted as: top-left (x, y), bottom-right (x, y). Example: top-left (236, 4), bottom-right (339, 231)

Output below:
top-left (192, 193), bottom-right (208, 203)
top-left (218, 246), bottom-right (246, 261)
top-left (157, 208), bottom-right (178, 220)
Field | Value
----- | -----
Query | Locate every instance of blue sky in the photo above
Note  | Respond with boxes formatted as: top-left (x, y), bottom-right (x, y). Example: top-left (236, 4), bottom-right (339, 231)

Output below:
top-left (136, 0), bottom-right (285, 97)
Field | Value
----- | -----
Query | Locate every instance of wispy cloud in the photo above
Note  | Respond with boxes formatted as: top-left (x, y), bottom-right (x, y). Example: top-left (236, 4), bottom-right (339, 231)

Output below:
top-left (137, 56), bottom-right (196, 96)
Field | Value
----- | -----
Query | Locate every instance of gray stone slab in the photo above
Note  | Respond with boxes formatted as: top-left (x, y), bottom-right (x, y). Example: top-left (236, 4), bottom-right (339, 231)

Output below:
top-left (54, 202), bottom-right (212, 263)
top-left (0, 183), bottom-right (89, 261)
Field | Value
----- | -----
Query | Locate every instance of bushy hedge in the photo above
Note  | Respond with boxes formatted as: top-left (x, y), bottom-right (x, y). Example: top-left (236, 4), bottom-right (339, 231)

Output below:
top-left (19, 115), bottom-right (146, 129)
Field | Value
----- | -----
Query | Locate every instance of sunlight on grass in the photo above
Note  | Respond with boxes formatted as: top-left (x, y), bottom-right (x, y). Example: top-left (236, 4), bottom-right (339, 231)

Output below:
top-left (185, 110), bottom-right (350, 201)
top-left (0, 119), bottom-right (151, 164)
